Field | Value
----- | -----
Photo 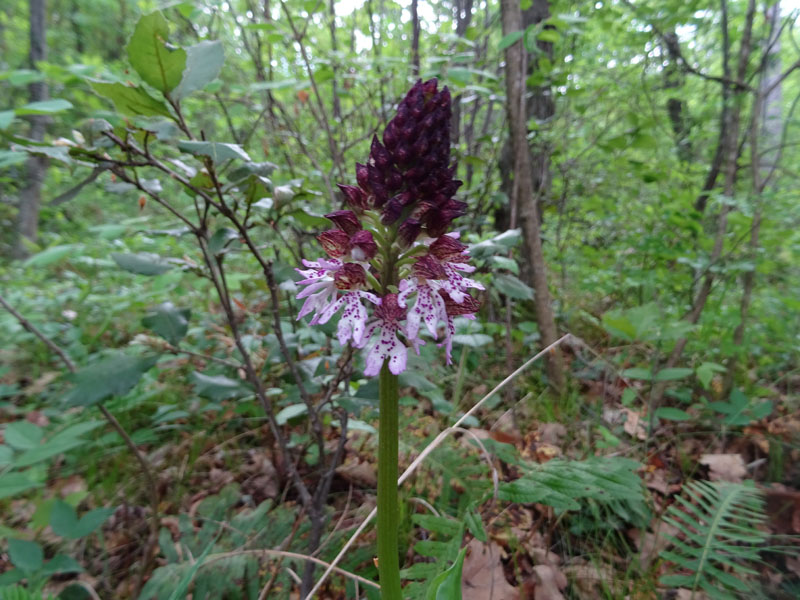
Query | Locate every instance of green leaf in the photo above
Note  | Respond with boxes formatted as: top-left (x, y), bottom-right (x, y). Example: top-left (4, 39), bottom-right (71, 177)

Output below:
top-left (425, 546), bottom-right (466, 600)
top-left (178, 140), bottom-right (251, 162)
top-left (142, 302), bottom-right (191, 345)
top-left (276, 403), bottom-right (307, 425)
top-left (13, 435), bottom-right (87, 468)
top-left (112, 252), bottom-right (173, 275)
top-left (0, 473), bottom-right (43, 500)
top-left (208, 227), bottom-right (240, 254)
top-left (0, 110), bottom-right (16, 130)
top-left (50, 501), bottom-right (114, 539)
top-left (191, 372), bottom-right (251, 401)
top-left (15, 99), bottom-right (73, 115)
top-left (23, 244), bottom-right (84, 267)
top-left (655, 407), bottom-right (691, 421)
top-left (696, 362), bottom-right (725, 390)
top-left (621, 367), bottom-right (653, 381)
top-left (7, 538), bottom-right (43, 572)
top-left (62, 353), bottom-right (160, 407)
top-left (654, 368), bottom-right (694, 382)
top-left (174, 40), bottom-right (224, 99)
top-left (41, 554), bottom-right (84, 575)
top-left (3, 422), bottom-right (43, 451)
top-left (490, 255), bottom-right (519, 274)
top-left (498, 30), bottom-right (524, 51)
top-left (465, 504), bottom-right (487, 542)
top-left (494, 273), bottom-right (533, 300)
top-left (0, 150), bottom-right (27, 167)
top-left (91, 82), bottom-right (172, 118)
top-left (451, 333), bottom-right (492, 347)
top-left (127, 12), bottom-right (187, 93)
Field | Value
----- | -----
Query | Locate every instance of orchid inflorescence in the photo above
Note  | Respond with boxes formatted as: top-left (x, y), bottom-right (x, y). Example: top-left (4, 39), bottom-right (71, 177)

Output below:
top-left (294, 79), bottom-right (483, 376)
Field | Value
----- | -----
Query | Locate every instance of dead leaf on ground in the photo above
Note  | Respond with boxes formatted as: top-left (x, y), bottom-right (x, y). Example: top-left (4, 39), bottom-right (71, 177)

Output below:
top-left (764, 485), bottom-right (800, 534)
top-left (335, 458), bottom-right (377, 488)
top-left (531, 564), bottom-right (567, 600)
top-left (622, 408), bottom-right (647, 440)
top-left (700, 453), bottom-right (746, 482)
top-left (538, 423), bottom-right (567, 445)
top-left (630, 519), bottom-right (681, 569)
top-left (674, 589), bottom-right (709, 600)
top-left (461, 538), bottom-right (519, 600)
top-left (563, 562), bottom-right (614, 599)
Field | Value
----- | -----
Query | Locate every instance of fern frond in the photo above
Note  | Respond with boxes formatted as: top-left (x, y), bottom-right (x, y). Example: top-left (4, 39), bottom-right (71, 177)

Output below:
top-left (659, 480), bottom-right (768, 599)
top-left (498, 456), bottom-right (642, 511)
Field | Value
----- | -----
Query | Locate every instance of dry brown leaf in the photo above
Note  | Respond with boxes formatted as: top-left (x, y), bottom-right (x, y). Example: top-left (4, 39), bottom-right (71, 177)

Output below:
top-left (699, 453), bottom-right (747, 482)
top-left (538, 423), bottom-right (567, 445)
top-left (622, 408), bottom-right (647, 440)
top-left (532, 564), bottom-right (567, 600)
top-left (461, 539), bottom-right (519, 600)
top-left (630, 519), bottom-right (681, 569)
top-left (563, 563), bottom-right (614, 599)
top-left (675, 589), bottom-right (709, 600)
top-left (335, 458), bottom-right (377, 488)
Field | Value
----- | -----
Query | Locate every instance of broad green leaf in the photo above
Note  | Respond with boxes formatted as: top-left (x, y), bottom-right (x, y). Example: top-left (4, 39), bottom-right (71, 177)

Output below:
top-left (3, 422), bottom-right (43, 451)
top-left (451, 333), bottom-right (492, 347)
top-left (127, 12), bottom-right (187, 93)
top-left (112, 252), bottom-right (173, 275)
top-left (0, 110), bottom-right (15, 130)
top-left (91, 82), bottom-right (172, 118)
top-left (494, 273), bottom-right (533, 300)
top-left (62, 353), bottom-right (160, 407)
top-left (490, 255), bottom-right (519, 274)
top-left (0, 150), bottom-right (27, 167)
top-left (23, 244), bottom-right (84, 267)
top-left (465, 504), bottom-right (487, 542)
top-left (41, 554), bottom-right (84, 575)
top-left (15, 99), bottom-right (73, 115)
top-left (178, 140), bottom-right (251, 162)
top-left (50, 501), bottom-right (114, 539)
top-left (425, 546), bottom-right (466, 600)
top-left (7, 538), bottom-right (43, 572)
top-left (498, 30), bottom-right (524, 51)
top-left (654, 368), bottom-right (694, 382)
top-left (191, 372), bottom-right (251, 401)
top-left (0, 445), bottom-right (13, 466)
top-left (0, 473), bottom-right (43, 499)
top-left (174, 40), bottom-right (224, 99)
top-left (276, 403), bottom-right (307, 425)
top-left (142, 302), bottom-right (191, 345)
top-left (621, 367), bottom-right (653, 381)
top-left (13, 436), bottom-right (87, 468)
top-left (655, 407), bottom-right (692, 421)
top-left (696, 362), bottom-right (725, 390)
top-left (208, 227), bottom-right (240, 254)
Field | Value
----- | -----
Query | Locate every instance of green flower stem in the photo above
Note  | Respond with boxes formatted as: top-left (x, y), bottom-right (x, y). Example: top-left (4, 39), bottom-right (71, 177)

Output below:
top-left (378, 362), bottom-right (402, 599)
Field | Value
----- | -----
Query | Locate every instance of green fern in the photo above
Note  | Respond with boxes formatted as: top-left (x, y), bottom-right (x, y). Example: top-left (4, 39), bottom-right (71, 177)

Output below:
top-left (659, 480), bottom-right (768, 599)
top-left (402, 513), bottom-right (465, 600)
top-left (497, 456), bottom-right (643, 510)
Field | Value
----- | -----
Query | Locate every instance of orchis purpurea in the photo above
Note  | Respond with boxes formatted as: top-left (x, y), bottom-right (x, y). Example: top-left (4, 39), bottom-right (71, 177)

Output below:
top-left (291, 78), bottom-right (482, 599)
top-left (294, 78), bottom-right (483, 375)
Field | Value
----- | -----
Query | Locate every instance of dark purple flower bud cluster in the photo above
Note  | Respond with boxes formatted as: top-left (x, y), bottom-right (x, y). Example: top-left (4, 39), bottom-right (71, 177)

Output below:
top-left (316, 210), bottom-right (378, 262)
top-left (339, 79), bottom-right (465, 245)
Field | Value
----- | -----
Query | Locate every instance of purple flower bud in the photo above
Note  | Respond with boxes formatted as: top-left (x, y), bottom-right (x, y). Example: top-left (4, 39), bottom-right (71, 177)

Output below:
top-left (429, 236), bottom-right (468, 262)
top-left (383, 122), bottom-right (399, 152)
top-left (370, 136), bottom-right (393, 170)
top-left (386, 167), bottom-right (403, 191)
top-left (317, 229), bottom-right (350, 258)
top-left (397, 218), bottom-right (422, 247)
top-left (350, 229), bottom-right (377, 260)
top-left (413, 255), bottom-right (447, 280)
top-left (422, 78), bottom-right (438, 97)
top-left (334, 262), bottom-right (367, 290)
top-left (440, 290), bottom-right (481, 316)
top-left (380, 195), bottom-right (404, 225)
top-left (356, 163), bottom-right (370, 191)
top-left (337, 184), bottom-right (368, 210)
top-left (325, 210), bottom-right (362, 235)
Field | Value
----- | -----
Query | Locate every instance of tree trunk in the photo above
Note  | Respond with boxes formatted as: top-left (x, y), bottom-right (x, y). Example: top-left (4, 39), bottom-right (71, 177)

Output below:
top-left (410, 0), bottom-right (420, 76)
top-left (328, 0), bottom-right (341, 121)
top-left (450, 0), bottom-right (473, 145)
top-left (500, 0), bottom-right (565, 392)
top-left (14, 0), bottom-right (48, 259)
top-left (662, 29), bottom-right (692, 162)
top-left (723, 0), bottom-right (781, 393)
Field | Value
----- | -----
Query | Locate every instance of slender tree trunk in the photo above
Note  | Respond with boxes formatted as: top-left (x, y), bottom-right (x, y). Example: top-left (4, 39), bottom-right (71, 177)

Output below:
top-left (14, 0), bottom-right (48, 259)
top-left (410, 0), bottom-right (420, 76)
top-left (450, 0), bottom-right (474, 145)
top-left (328, 0), bottom-right (341, 121)
top-left (723, 0), bottom-right (781, 393)
top-left (652, 0), bottom-right (756, 405)
top-left (662, 30), bottom-right (692, 162)
top-left (500, 0), bottom-right (565, 392)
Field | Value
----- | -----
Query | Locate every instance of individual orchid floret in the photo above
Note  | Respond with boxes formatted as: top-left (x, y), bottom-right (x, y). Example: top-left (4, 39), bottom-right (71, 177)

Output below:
top-left (439, 291), bottom-right (481, 364)
top-left (359, 294), bottom-right (420, 376)
top-left (350, 230), bottom-right (378, 261)
top-left (325, 210), bottom-right (362, 235)
top-left (317, 229), bottom-right (350, 258)
top-left (295, 258), bottom-right (342, 322)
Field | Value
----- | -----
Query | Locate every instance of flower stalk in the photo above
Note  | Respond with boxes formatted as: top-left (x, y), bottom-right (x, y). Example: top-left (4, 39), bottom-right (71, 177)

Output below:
top-left (377, 363), bottom-right (401, 599)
